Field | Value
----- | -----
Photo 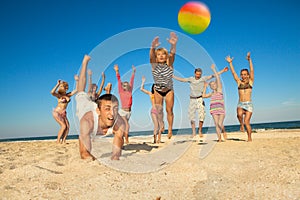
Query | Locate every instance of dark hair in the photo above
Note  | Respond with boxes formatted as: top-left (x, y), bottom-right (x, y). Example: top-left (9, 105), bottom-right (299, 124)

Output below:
top-left (96, 94), bottom-right (119, 108)
top-left (240, 69), bottom-right (249, 74)
top-left (195, 68), bottom-right (202, 73)
top-left (151, 84), bottom-right (155, 94)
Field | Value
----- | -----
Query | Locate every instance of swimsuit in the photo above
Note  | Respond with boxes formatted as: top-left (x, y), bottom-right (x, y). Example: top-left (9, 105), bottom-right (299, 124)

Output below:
top-left (210, 92), bottom-right (225, 115)
top-left (237, 81), bottom-right (253, 112)
top-left (151, 108), bottom-right (158, 115)
top-left (237, 101), bottom-right (253, 112)
top-left (238, 82), bottom-right (252, 90)
top-left (152, 63), bottom-right (173, 96)
top-left (53, 107), bottom-right (67, 122)
top-left (59, 97), bottom-right (68, 103)
top-left (155, 88), bottom-right (171, 97)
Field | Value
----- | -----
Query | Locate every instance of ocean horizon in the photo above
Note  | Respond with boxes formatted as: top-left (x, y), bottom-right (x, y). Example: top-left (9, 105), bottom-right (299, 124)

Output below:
top-left (1, 120), bottom-right (299, 142)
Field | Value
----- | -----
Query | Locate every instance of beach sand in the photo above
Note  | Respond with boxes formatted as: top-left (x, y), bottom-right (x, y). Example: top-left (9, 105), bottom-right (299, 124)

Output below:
top-left (1, 130), bottom-right (299, 199)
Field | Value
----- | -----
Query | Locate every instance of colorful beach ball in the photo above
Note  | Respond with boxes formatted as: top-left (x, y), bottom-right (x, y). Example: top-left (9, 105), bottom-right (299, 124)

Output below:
top-left (178, 1), bottom-right (211, 35)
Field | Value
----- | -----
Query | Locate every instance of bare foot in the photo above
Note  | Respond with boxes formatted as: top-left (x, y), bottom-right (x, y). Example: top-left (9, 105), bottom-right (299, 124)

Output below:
top-left (81, 153), bottom-right (95, 161)
top-left (111, 155), bottom-right (120, 160)
top-left (153, 135), bottom-right (157, 144)
top-left (240, 125), bottom-right (245, 132)
top-left (199, 133), bottom-right (204, 138)
top-left (167, 131), bottom-right (172, 139)
top-left (223, 132), bottom-right (227, 140)
top-left (157, 133), bottom-right (161, 143)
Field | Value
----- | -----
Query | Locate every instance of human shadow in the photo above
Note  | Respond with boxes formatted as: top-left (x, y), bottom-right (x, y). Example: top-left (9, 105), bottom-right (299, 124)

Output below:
top-left (197, 142), bottom-right (208, 145)
top-left (172, 140), bottom-right (191, 145)
top-left (122, 143), bottom-right (159, 152)
top-left (227, 138), bottom-right (247, 142)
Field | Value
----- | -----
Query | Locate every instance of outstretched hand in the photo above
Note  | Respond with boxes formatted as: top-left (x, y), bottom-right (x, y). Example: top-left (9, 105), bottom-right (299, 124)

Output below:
top-left (167, 32), bottom-right (178, 45)
top-left (141, 75), bottom-right (146, 83)
top-left (151, 36), bottom-right (160, 48)
top-left (225, 55), bottom-right (234, 63)
top-left (210, 64), bottom-right (215, 70)
top-left (223, 66), bottom-right (229, 72)
top-left (246, 52), bottom-right (251, 61)
top-left (87, 69), bottom-right (92, 76)
top-left (83, 54), bottom-right (91, 63)
top-left (132, 65), bottom-right (136, 73)
top-left (114, 64), bottom-right (119, 72)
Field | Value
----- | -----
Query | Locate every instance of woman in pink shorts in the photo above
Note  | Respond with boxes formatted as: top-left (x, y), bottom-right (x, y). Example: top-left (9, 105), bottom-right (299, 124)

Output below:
top-left (140, 76), bottom-right (164, 143)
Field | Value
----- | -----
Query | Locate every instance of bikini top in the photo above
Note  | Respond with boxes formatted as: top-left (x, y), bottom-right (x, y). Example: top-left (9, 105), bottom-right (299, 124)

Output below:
top-left (59, 96), bottom-right (70, 103)
top-left (238, 82), bottom-right (253, 90)
top-left (150, 94), bottom-right (155, 101)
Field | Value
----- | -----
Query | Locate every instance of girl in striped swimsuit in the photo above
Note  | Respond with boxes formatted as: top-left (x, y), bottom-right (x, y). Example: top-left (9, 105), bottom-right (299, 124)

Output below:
top-left (203, 64), bottom-right (228, 142)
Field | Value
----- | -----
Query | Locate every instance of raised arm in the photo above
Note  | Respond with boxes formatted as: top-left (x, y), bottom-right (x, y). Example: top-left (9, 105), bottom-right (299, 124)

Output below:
top-left (114, 64), bottom-right (122, 92)
top-left (225, 55), bottom-right (240, 83)
top-left (129, 65), bottom-right (136, 89)
top-left (202, 82), bottom-right (212, 98)
top-left (69, 75), bottom-right (79, 96)
top-left (140, 76), bottom-right (152, 95)
top-left (104, 83), bottom-right (112, 94)
top-left (87, 69), bottom-right (93, 93)
top-left (77, 55), bottom-right (91, 92)
top-left (97, 72), bottom-right (105, 96)
top-left (172, 74), bottom-right (188, 82)
top-left (246, 52), bottom-right (254, 82)
top-left (50, 80), bottom-right (60, 98)
top-left (167, 32), bottom-right (178, 67)
top-left (150, 36), bottom-right (160, 64)
top-left (205, 66), bottom-right (229, 81)
top-left (211, 64), bottom-right (222, 93)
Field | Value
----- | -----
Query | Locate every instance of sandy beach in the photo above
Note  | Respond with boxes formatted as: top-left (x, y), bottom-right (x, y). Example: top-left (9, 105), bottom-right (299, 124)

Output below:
top-left (1, 130), bottom-right (299, 199)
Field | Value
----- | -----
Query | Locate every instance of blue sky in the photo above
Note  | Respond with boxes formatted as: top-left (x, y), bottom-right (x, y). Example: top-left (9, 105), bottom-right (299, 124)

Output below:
top-left (0, 0), bottom-right (299, 139)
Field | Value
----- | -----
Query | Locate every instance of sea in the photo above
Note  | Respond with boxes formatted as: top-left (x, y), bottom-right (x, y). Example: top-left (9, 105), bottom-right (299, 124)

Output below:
top-left (1, 120), bottom-right (299, 142)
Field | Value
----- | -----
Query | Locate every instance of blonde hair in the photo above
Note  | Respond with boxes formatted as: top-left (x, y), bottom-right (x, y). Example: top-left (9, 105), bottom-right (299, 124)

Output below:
top-left (155, 48), bottom-right (169, 58)
top-left (58, 81), bottom-right (69, 94)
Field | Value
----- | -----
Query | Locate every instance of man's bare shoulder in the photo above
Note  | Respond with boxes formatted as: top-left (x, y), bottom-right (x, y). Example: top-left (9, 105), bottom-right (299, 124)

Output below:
top-left (113, 115), bottom-right (125, 131)
top-left (80, 111), bottom-right (94, 127)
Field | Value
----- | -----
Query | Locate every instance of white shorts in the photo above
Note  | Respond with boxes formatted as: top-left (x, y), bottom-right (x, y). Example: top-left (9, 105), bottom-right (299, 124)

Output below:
top-left (119, 109), bottom-right (131, 120)
top-left (188, 98), bottom-right (205, 122)
top-left (75, 92), bottom-right (98, 121)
